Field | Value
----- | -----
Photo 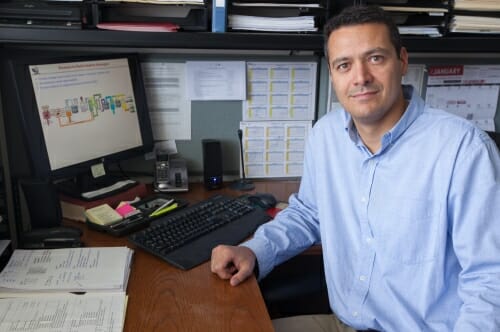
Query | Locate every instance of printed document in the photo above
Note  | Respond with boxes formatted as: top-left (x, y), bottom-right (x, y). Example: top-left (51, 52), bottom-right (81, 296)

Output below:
top-left (243, 62), bottom-right (317, 121)
top-left (0, 247), bottom-right (133, 294)
top-left (0, 293), bottom-right (127, 332)
top-left (239, 120), bottom-right (311, 178)
top-left (142, 62), bottom-right (191, 140)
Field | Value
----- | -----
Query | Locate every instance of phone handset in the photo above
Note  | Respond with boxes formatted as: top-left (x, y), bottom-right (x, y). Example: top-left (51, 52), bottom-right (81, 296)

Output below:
top-left (154, 152), bottom-right (170, 190)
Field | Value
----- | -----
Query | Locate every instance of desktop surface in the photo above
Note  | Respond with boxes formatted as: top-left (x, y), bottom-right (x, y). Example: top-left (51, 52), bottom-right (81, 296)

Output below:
top-left (63, 180), bottom-right (300, 332)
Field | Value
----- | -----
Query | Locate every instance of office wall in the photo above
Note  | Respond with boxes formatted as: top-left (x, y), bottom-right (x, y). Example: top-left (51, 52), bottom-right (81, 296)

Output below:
top-left (2, 46), bottom-right (499, 180)
top-left (123, 52), bottom-right (325, 178)
top-left (62, 51), bottom-right (500, 179)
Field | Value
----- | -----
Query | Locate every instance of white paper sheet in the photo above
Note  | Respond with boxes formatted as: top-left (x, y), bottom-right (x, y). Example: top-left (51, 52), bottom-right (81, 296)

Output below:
top-left (185, 61), bottom-right (246, 100)
top-left (0, 293), bottom-right (127, 332)
top-left (0, 247), bottom-right (133, 293)
top-left (142, 62), bottom-right (191, 140)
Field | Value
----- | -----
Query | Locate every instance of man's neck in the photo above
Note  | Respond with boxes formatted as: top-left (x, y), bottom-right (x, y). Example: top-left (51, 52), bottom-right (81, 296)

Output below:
top-left (354, 99), bottom-right (409, 154)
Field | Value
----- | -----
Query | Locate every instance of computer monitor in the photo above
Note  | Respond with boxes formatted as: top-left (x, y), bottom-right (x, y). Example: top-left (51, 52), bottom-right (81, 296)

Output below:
top-left (2, 52), bottom-right (154, 199)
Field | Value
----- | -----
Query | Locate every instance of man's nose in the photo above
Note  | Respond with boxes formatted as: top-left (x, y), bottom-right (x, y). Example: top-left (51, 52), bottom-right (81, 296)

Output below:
top-left (353, 62), bottom-right (373, 86)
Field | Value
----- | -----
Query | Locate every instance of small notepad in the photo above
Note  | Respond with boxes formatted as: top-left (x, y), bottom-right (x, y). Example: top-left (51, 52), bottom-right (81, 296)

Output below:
top-left (85, 204), bottom-right (123, 226)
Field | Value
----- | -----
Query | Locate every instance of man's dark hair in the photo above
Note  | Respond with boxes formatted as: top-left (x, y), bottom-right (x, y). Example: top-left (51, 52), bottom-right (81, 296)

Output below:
top-left (323, 5), bottom-right (402, 60)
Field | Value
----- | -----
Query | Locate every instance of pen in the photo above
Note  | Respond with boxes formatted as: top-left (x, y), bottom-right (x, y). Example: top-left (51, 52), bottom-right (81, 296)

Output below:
top-left (149, 203), bottom-right (178, 217)
top-left (149, 199), bottom-right (175, 217)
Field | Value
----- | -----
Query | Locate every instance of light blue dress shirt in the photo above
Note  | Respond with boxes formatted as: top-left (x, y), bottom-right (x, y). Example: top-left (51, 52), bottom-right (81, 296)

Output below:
top-left (243, 86), bottom-right (500, 331)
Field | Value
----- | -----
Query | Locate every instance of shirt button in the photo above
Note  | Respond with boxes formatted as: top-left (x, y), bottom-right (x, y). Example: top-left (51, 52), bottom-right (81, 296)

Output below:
top-left (353, 311), bottom-right (358, 317)
top-left (359, 275), bottom-right (366, 281)
top-left (365, 237), bottom-right (372, 244)
top-left (361, 197), bottom-right (366, 203)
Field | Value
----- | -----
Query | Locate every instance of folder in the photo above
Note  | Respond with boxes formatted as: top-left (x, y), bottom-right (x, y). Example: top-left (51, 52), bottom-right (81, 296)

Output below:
top-left (212, 0), bottom-right (227, 32)
top-left (97, 3), bottom-right (208, 31)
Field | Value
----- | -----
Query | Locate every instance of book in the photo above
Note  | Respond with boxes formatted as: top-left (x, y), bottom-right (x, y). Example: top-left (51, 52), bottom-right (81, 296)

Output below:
top-left (0, 247), bottom-right (132, 331)
top-left (60, 182), bottom-right (148, 222)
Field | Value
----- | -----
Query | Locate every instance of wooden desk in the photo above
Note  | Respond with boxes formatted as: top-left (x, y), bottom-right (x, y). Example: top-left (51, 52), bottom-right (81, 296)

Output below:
top-left (66, 180), bottom-right (300, 332)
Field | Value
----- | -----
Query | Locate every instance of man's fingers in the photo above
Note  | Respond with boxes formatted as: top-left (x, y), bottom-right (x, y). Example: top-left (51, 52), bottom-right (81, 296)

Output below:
top-left (211, 245), bottom-right (256, 286)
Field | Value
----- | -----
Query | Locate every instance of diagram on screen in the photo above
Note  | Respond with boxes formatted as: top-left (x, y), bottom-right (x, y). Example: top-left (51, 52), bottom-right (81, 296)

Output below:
top-left (40, 92), bottom-right (136, 127)
top-left (30, 58), bottom-right (138, 128)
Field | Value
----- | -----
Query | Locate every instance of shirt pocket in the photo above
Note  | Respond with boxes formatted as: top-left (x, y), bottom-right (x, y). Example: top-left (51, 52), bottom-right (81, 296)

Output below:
top-left (370, 196), bottom-right (442, 265)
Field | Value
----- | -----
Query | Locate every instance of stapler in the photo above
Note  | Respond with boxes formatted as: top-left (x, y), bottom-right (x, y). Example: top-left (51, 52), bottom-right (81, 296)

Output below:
top-left (21, 226), bottom-right (83, 249)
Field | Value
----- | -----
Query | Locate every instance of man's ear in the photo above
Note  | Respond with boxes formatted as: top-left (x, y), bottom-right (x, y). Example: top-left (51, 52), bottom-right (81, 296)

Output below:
top-left (399, 46), bottom-right (409, 76)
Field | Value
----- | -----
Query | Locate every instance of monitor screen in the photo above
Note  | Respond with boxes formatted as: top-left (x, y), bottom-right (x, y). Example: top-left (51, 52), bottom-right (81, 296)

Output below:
top-left (2, 52), bottom-right (154, 196)
top-left (30, 57), bottom-right (145, 171)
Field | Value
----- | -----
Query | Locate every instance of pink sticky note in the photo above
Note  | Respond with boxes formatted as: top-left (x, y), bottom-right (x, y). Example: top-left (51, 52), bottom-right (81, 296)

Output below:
top-left (115, 203), bottom-right (136, 217)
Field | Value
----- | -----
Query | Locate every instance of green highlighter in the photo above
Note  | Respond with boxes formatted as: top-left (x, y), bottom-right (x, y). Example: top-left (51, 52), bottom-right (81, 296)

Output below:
top-left (149, 201), bottom-right (178, 218)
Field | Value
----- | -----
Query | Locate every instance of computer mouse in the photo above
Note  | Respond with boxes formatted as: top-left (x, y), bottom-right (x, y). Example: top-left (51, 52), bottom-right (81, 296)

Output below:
top-left (247, 193), bottom-right (277, 209)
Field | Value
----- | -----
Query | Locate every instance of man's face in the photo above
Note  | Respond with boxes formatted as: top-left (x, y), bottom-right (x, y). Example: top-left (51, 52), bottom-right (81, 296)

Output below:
top-left (327, 23), bottom-right (408, 128)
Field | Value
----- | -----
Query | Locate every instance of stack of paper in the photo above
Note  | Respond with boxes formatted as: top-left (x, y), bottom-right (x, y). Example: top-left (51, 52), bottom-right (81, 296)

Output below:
top-left (229, 14), bottom-right (317, 32)
top-left (450, 0), bottom-right (500, 34)
top-left (0, 246), bottom-right (133, 295)
top-left (449, 15), bottom-right (500, 34)
top-left (365, 0), bottom-right (448, 37)
top-left (0, 247), bottom-right (133, 332)
top-left (228, 0), bottom-right (325, 32)
top-left (454, 0), bottom-right (500, 11)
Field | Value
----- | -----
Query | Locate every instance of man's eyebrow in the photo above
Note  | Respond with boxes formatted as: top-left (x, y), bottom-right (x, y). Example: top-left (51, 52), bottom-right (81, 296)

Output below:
top-left (331, 47), bottom-right (392, 65)
top-left (364, 47), bottom-right (391, 56)
top-left (331, 56), bottom-right (350, 67)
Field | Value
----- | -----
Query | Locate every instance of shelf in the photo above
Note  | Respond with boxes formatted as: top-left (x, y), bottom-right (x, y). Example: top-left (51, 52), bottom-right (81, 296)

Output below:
top-left (0, 28), bottom-right (324, 51)
top-left (1, 27), bottom-right (500, 53)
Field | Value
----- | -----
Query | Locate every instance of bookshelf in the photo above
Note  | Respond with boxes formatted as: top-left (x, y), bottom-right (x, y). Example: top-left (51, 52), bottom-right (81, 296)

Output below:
top-left (1, 27), bottom-right (500, 53)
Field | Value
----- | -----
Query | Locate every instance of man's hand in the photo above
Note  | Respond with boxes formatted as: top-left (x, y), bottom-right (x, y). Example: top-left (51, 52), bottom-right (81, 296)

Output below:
top-left (211, 245), bottom-right (257, 286)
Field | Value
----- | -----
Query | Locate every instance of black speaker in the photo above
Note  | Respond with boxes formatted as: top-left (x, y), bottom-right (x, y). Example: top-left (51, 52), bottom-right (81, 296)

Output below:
top-left (202, 139), bottom-right (223, 190)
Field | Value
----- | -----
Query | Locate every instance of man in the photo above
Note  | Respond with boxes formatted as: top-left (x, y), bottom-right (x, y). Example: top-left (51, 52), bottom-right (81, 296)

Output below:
top-left (211, 5), bottom-right (500, 331)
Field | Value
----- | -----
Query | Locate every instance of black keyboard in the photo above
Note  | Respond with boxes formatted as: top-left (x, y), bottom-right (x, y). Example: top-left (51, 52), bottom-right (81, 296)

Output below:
top-left (128, 194), bottom-right (271, 270)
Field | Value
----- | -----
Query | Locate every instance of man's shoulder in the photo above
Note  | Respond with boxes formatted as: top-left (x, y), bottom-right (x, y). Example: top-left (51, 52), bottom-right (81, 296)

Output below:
top-left (416, 105), bottom-right (492, 151)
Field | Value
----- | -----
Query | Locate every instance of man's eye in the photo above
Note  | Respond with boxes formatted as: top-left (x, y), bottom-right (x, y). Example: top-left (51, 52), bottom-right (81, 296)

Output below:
top-left (370, 55), bottom-right (383, 63)
top-left (337, 63), bottom-right (349, 71)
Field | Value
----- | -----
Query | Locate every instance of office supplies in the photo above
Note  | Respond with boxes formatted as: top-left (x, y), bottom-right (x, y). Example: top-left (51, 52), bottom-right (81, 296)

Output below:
top-left (212, 0), bottom-right (227, 32)
top-left (128, 194), bottom-right (271, 270)
top-left (115, 201), bottom-right (138, 217)
top-left (149, 198), bottom-right (175, 217)
top-left (85, 203), bottom-right (124, 226)
top-left (21, 226), bottom-right (82, 249)
top-left (87, 195), bottom-right (188, 236)
top-left (131, 194), bottom-right (188, 216)
top-left (59, 182), bottom-right (148, 222)
top-left (149, 202), bottom-right (178, 217)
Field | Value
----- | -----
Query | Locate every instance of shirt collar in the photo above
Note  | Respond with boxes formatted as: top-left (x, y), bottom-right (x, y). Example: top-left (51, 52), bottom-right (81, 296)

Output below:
top-left (342, 85), bottom-right (424, 153)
